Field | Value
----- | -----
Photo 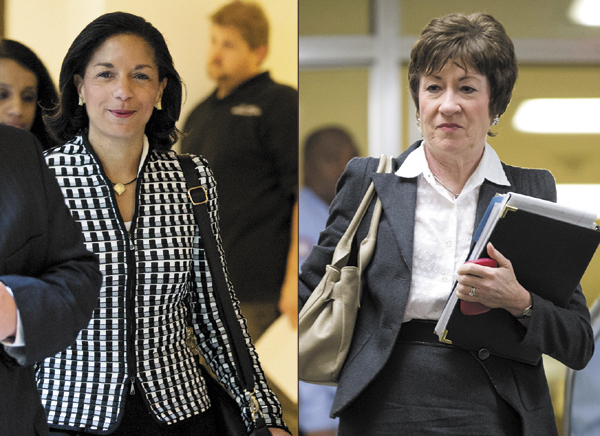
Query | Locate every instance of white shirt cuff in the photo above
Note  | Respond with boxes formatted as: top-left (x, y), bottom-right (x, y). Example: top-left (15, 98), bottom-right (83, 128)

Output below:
top-left (1, 286), bottom-right (25, 347)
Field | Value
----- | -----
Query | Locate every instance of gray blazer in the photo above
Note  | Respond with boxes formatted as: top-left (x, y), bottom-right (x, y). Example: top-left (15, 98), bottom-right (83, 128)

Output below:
top-left (299, 141), bottom-right (594, 436)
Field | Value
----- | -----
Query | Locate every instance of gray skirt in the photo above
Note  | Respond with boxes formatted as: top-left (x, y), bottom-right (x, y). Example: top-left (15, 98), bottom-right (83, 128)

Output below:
top-left (338, 321), bottom-right (522, 436)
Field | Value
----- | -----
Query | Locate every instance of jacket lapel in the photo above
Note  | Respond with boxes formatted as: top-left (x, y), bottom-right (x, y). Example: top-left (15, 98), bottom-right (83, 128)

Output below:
top-left (371, 165), bottom-right (417, 272)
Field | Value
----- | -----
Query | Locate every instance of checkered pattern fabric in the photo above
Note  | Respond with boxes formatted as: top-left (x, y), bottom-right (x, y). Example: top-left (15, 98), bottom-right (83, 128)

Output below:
top-left (36, 134), bottom-right (285, 433)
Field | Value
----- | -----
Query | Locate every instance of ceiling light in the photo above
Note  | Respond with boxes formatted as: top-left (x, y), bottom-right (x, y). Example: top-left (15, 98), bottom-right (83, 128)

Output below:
top-left (512, 99), bottom-right (600, 134)
top-left (557, 184), bottom-right (600, 219)
top-left (570, 0), bottom-right (600, 26)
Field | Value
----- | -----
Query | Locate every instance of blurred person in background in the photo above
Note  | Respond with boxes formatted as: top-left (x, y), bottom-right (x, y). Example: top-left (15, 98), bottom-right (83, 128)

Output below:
top-left (0, 39), bottom-right (59, 149)
top-left (181, 0), bottom-right (298, 336)
top-left (181, 2), bottom-right (298, 433)
top-left (299, 126), bottom-right (359, 436)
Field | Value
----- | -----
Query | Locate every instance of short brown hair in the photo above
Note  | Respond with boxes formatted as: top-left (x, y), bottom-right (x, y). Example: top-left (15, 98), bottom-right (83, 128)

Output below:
top-left (408, 13), bottom-right (517, 121)
top-left (211, 1), bottom-right (269, 49)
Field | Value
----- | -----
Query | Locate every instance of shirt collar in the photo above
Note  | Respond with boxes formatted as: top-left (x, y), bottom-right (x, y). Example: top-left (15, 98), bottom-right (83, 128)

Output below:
top-left (396, 141), bottom-right (510, 188)
top-left (138, 135), bottom-right (149, 176)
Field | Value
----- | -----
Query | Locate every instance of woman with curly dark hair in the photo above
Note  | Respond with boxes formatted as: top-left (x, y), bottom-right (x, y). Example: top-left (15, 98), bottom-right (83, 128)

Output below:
top-left (37, 11), bottom-right (289, 436)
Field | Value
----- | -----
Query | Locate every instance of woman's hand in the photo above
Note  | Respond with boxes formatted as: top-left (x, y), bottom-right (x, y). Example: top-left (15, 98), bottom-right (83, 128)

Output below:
top-left (456, 242), bottom-right (532, 318)
top-left (0, 282), bottom-right (17, 342)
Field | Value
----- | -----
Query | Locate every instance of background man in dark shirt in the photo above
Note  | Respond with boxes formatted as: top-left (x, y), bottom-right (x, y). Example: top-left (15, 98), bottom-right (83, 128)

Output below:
top-left (181, 2), bottom-right (298, 434)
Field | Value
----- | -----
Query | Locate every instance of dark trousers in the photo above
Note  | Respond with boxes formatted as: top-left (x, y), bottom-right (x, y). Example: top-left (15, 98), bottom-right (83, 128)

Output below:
top-left (338, 322), bottom-right (522, 436)
top-left (49, 391), bottom-right (217, 436)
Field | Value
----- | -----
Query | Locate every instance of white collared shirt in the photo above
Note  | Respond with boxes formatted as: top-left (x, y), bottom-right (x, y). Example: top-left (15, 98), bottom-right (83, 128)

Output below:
top-left (396, 142), bottom-right (510, 322)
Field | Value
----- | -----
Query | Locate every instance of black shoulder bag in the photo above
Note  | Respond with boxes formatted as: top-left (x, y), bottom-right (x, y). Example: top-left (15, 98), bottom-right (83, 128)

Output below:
top-left (179, 154), bottom-right (271, 436)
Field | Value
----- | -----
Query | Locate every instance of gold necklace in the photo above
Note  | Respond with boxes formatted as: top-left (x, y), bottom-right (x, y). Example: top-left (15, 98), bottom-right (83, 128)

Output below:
top-left (432, 173), bottom-right (459, 199)
top-left (112, 177), bottom-right (138, 196)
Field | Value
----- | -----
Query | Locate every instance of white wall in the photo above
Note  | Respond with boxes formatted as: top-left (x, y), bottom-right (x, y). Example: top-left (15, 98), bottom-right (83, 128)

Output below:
top-left (6, 0), bottom-right (298, 148)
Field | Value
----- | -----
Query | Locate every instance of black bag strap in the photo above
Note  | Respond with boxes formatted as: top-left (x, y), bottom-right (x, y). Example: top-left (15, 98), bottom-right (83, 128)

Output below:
top-left (178, 154), bottom-right (266, 427)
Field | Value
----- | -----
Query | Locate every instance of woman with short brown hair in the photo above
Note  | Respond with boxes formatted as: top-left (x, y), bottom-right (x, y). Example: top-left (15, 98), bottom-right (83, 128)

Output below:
top-left (299, 12), bottom-right (593, 436)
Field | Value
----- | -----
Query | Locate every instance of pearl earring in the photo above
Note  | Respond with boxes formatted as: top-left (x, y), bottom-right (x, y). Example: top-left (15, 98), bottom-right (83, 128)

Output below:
top-left (492, 116), bottom-right (499, 126)
top-left (416, 117), bottom-right (421, 127)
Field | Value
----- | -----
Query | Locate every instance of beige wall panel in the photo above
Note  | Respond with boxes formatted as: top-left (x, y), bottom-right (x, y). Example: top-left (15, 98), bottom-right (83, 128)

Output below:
top-left (496, 66), bottom-right (600, 184)
top-left (400, 0), bottom-right (600, 38)
top-left (300, 0), bottom-right (371, 36)
top-left (299, 68), bottom-right (369, 184)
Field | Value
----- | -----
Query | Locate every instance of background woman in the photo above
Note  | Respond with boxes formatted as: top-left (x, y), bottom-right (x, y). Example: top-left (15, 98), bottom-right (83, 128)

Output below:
top-left (299, 13), bottom-right (593, 436)
top-left (36, 12), bottom-right (288, 436)
top-left (0, 39), bottom-right (58, 149)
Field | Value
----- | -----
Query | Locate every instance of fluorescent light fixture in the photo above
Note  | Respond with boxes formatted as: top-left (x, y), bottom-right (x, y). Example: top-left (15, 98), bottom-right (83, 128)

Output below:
top-left (569, 0), bottom-right (600, 26)
top-left (512, 99), bottom-right (600, 134)
top-left (557, 184), bottom-right (600, 219)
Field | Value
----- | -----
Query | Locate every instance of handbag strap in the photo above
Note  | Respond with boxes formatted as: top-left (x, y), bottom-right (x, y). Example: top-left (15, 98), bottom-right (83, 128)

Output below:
top-left (357, 156), bottom-right (393, 272)
top-left (178, 154), bottom-right (265, 425)
top-left (331, 154), bottom-right (393, 270)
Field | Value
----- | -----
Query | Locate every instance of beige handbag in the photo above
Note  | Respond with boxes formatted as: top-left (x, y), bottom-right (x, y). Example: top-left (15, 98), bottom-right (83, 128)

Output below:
top-left (299, 155), bottom-right (393, 386)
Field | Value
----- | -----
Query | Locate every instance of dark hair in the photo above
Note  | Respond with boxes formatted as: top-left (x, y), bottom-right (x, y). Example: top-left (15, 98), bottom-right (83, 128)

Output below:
top-left (408, 13), bottom-right (518, 132)
top-left (0, 39), bottom-right (59, 149)
top-left (304, 126), bottom-right (357, 162)
top-left (211, 1), bottom-right (269, 49)
top-left (44, 12), bottom-right (183, 149)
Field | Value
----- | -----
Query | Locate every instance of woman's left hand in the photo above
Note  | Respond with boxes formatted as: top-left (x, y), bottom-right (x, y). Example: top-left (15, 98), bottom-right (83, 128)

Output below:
top-left (456, 242), bottom-right (532, 317)
top-left (268, 428), bottom-right (291, 436)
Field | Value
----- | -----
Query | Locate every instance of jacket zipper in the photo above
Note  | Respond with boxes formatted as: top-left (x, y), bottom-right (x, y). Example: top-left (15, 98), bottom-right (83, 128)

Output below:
top-left (122, 157), bottom-right (145, 397)
top-left (117, 179), bottom-right (141, 396)
top-left (85, 136), bottom-right (143, 397)
top-left (126, 212), bottom-right (139, 396)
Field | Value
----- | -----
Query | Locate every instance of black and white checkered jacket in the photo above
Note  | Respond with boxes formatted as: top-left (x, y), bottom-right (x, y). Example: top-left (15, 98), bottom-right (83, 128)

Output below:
top-left (36, 134), bottom-right (285, 434)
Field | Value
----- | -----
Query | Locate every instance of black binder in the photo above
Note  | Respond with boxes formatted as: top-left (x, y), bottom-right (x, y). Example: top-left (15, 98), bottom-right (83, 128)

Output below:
top-left (435, 193), bottom-right (600, 364)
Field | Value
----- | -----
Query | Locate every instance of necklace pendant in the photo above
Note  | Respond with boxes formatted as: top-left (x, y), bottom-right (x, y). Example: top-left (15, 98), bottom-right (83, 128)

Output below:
top-left (113, 183), bottom-right (126, 196)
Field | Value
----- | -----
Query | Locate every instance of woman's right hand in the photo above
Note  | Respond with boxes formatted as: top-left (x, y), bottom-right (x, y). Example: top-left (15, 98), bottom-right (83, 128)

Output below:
top-left (0, 282), bottom-right (17, 342)
top-left (456, 242), bottom-right (532, 320)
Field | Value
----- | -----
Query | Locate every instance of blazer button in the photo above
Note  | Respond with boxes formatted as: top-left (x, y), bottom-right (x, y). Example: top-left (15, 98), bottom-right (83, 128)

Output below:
top-left (478, 348), bottom-right (490, 360)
